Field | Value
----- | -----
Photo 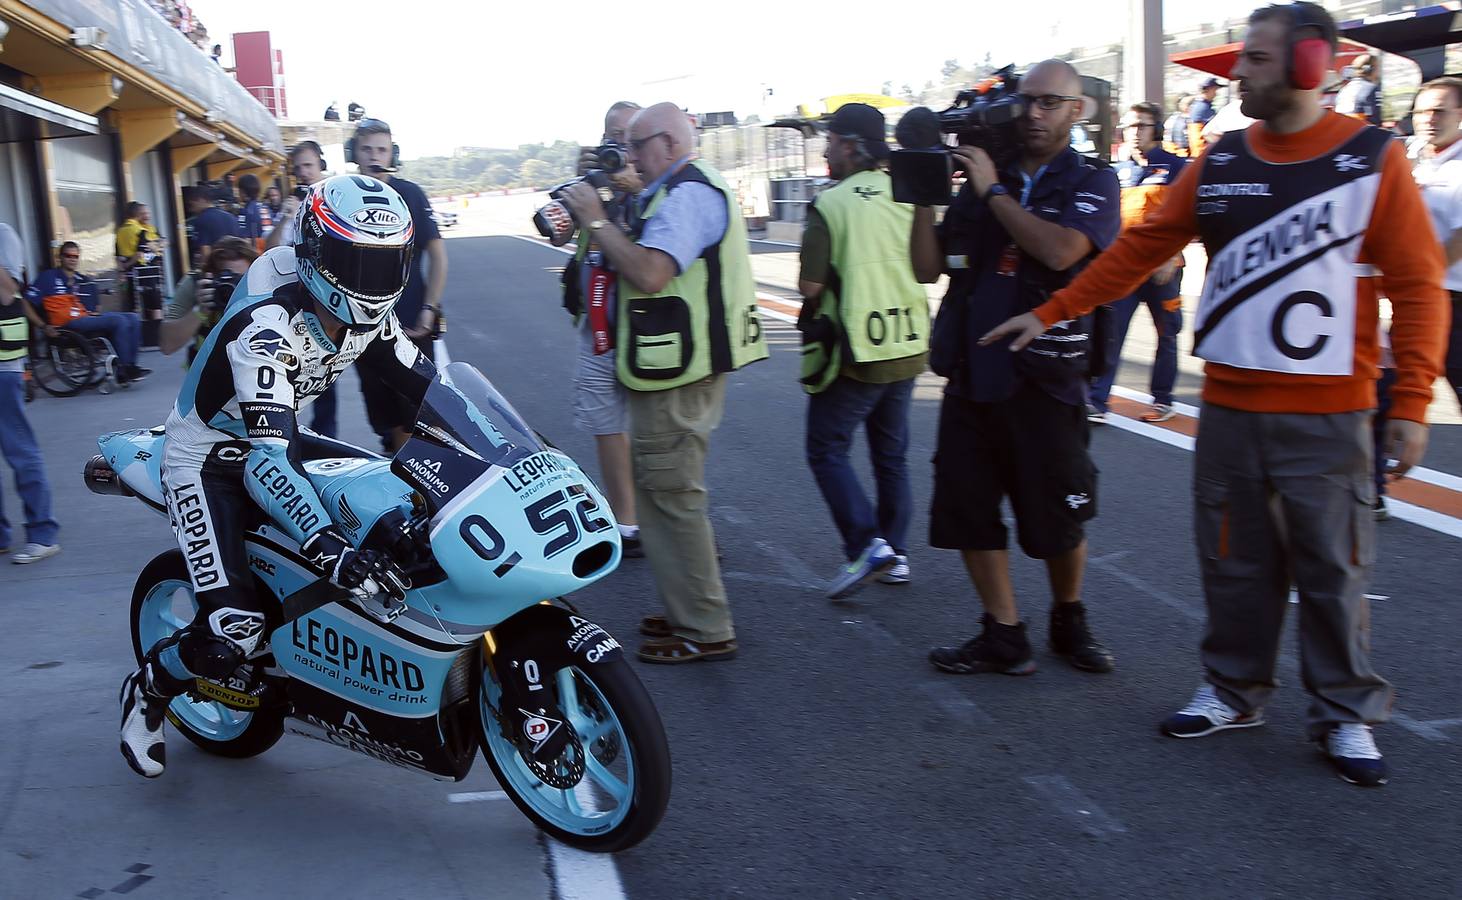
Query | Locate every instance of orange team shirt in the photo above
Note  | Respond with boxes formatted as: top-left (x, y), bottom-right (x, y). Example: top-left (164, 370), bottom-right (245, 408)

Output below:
top-left (1035, 111), bottom-right (1449, 424)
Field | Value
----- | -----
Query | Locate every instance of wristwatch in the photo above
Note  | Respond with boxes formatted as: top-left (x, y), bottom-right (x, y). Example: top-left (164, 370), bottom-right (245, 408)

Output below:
top-left (983, 183), bottom-right (1009, 203)
top-left (588, 219), bottom-right (609, 232)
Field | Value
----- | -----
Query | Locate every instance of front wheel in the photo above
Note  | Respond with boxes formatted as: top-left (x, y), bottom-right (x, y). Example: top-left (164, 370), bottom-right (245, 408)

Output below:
top-left (130, 550), bottom-right (285, 759)
top-left (479, 653), bottom-right (671, 852)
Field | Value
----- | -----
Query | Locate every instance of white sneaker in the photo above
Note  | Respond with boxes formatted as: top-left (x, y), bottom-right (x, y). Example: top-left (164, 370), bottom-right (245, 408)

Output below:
top-left (11, 542), bottom-right (60, 564)
top-left (1160, 683), bottom-right (1265, 738)
top-left (879, 555), bottom-right (910, 585)
top-left (1321, 723), bottom-right (1388, 787)
top-left (826, 538), bottom-right (896, 601)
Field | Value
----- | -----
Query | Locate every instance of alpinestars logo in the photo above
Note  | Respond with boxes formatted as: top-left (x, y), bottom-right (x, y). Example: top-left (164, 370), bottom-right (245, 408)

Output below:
top-left (209, 608), bottom-right (266, 654)
top-left (338, 495), bottom-right (363, 535)
top-left (1065, 493), bottom-right (1091, 510)
top-left (1333, 154), bottom-right (1367, 172)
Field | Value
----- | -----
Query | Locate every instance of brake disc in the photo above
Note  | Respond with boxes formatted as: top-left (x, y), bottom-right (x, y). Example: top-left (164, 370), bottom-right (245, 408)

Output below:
top-left (522, 731), bottom-right (586, 790)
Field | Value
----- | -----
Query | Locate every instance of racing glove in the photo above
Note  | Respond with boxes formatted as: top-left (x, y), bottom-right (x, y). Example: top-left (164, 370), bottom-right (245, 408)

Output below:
top-left (302, 529), bottom-right (410, 607)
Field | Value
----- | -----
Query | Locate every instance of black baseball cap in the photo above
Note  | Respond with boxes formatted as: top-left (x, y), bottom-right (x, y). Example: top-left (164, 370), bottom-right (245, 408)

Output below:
top-left (826, 103), bottom-right (890, 160)
top-left (1200, 76), bottom-right (1225, 90)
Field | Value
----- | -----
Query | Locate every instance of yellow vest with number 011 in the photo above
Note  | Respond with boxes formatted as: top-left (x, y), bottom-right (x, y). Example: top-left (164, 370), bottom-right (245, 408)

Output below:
top-left (617, 161), bottom-right (767, 391)
top-left (814, 168), bottom-right (929, 365)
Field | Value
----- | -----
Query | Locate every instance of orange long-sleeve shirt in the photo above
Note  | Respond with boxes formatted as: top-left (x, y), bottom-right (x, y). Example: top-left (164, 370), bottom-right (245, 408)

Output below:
top-left (1036, 112), bottom-right (1449, 423)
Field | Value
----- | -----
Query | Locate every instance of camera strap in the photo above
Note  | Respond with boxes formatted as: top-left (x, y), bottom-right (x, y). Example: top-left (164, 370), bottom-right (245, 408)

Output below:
top-left (585, 250), bottom-right (615, 355)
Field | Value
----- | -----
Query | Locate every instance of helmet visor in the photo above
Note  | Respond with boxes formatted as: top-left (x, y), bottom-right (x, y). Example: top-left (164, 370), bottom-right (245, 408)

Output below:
top-left (316, 237), bottom-right (413, 304)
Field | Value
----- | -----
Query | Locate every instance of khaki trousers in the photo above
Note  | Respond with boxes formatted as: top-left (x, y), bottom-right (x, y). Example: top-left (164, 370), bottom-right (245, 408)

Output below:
top-left (1193, 404), bottom-right (1391, 738)
top-left (627, 375), bottom-right (734, 643)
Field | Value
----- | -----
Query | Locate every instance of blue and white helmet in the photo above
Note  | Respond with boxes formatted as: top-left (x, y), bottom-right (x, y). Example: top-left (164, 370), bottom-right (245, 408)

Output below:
top-left (294, 174), bottom-right (414, 329)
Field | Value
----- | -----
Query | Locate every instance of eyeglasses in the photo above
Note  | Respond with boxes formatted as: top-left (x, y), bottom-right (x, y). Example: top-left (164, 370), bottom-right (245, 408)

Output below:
top-left (629, 131), bottom-right (670, 151)
top-left (1121, 122), bottom-right (1157, 130)
top-left (1022, 94), bottom-right (1081, 110)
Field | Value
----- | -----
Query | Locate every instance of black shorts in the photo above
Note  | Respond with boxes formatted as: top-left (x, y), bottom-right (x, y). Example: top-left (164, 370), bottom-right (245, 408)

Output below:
top-left (360, 333), bottom-right (434, 441)
top-left (929, 382), bottom-right (1096, 559)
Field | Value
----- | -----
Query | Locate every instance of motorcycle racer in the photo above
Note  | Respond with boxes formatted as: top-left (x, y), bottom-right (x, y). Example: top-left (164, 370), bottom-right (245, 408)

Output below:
top-left (120, 174), bottom-right (437, 778)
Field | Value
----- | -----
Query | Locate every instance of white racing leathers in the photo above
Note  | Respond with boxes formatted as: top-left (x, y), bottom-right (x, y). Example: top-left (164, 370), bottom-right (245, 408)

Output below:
top-left (152, 246), bottom-right (434, 687)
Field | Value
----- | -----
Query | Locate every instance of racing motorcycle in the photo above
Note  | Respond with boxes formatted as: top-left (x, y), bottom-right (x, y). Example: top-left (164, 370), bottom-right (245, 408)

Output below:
top-left (84, 361), bottom-right (670, 852)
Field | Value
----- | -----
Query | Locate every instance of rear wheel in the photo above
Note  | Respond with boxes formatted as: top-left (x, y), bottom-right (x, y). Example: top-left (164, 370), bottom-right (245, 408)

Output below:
top-left (479, 653), bottom-right (671, 852)
top-left (130, 551), bottom-right (285, 758)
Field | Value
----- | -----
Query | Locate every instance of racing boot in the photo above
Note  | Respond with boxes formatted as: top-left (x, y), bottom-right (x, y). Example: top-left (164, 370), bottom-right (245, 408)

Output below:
top-left (118, 662), bottom-right (171, 778)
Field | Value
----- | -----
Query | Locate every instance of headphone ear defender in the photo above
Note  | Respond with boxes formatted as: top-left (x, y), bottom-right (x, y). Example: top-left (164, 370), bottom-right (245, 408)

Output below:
top-left (1290, 37), bottom-right (1330, 91)
top-left (344, 137), bottom-right (355, 165)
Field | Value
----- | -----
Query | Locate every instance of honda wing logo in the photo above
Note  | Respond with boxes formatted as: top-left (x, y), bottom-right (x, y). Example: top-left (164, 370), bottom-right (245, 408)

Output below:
top-left (1333, 154), bottom-right (1367, 172)
top-left (338, 495), bottom-right (363, 534)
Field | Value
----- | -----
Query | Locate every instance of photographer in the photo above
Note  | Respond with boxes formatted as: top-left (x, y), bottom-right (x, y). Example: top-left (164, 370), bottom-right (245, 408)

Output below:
top-left (799, 103), bottom-right (928, 599)
top-left (559, 102), bottom-right (769, 665)
top-left (560, 101), bottom-right (644, 556)
top-left (159, 236), bottom-right (258, 360)
top-left (909, 59), bottom-right (1119, 677)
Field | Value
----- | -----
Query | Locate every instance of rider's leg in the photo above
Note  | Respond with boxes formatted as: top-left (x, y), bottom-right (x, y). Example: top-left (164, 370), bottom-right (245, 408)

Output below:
top-left (122, 441), bottom-right (263, 777)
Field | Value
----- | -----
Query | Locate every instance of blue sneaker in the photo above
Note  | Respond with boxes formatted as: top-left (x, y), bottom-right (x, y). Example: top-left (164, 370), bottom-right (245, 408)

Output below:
top-left (1319, 723), bottom-right (1388, 787)
top-left (826, 538), bottom-right (896, 601)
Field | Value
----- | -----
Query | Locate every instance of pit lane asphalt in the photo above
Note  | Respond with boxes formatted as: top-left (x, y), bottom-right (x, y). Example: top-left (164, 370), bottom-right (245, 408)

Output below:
top-left (2, 216), bottom-right (1459, 899)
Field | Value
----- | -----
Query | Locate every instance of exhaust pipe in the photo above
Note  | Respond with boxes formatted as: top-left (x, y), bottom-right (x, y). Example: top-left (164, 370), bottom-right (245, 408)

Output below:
top-left (84, 454), bottom-right (134, 497)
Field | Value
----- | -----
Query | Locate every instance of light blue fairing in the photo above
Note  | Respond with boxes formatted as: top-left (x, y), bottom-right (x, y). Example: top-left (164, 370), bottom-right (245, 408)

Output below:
top-left (103, 362), bottom-right (623, 718)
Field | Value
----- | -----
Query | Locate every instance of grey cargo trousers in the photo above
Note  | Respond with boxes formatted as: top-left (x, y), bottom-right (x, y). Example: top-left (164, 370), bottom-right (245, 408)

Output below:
top-left (1193, 403), bottom-right (1392, 739)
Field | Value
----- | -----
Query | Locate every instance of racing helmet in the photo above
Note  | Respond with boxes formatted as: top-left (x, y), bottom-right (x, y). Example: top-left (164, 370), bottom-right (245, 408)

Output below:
top-left (294, 174), bottom-right (414, 329)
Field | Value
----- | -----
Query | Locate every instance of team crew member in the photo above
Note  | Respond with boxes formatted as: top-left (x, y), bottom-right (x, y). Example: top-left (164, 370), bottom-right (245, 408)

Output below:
top-left (562, 101), bottom-right (642, 557)
top-left (910, 59), bottom-right (1119, 678)
top-left (33, 242), bottom-right (150, 383)
top-left (798, 103), bottom-right (927, 598)
top-left (983, 3), bottom-right (1448, 787)
top-left (560, 102), bottom-right (768, 664)
top-left (1088, 102), bottom-right (1187, 424)
top-left (351, 118), bottom-right (448, 451)
top-left (119, 176), bottom-right (435, 778)
top-left (183, 186), bottom-right (241, 270)
top-left (1408, 76), bottom-right (1462, 411)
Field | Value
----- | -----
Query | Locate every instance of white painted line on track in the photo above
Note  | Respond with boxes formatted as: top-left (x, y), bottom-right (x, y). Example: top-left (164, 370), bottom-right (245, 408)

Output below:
top-left (1392, 714), bottom-right (1462, 742)
top-left (1023, 775), bottom-right (1128, 837)
top-left (446, 790), bottom-right (509, 803)
top-left (545, 785), bottom-right (629, 900)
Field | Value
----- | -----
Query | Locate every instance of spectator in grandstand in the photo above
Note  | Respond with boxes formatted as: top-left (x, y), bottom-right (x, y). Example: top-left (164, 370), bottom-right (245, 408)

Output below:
top-left (348, 101), bottom-right (366, 122)
top-left (351, 117), bottom-right (447, 451)
top-left (183, 185), bottom-right (241, 270)
top-left (0, 221), bottom-right (59, 564)
top-left (1088, 102), bottom-right (1186, 425)
top-left (324, 102), bottom-right (340, 122)
top-left (160, 236), bottom-right (258, 361)
top-left (34, 241), bottom-right (150, 384)
top-left (1336, 54), bottom-right (1381, 125)
top-left (1408, 76), bottom-right (1462, 412)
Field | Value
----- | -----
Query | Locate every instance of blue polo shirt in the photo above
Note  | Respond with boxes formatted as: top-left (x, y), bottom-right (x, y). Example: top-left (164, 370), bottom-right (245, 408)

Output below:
top-left (383, 176), bottom-right (442, 325)
top-left (191, 206), bottom-right (240, 250)
top-left (935, 147), bottom-right (1121, 405)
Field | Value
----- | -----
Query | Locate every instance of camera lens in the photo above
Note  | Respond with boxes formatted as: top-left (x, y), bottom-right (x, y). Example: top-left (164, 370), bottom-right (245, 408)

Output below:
top-left (596, 144), bottom-right (627, 173)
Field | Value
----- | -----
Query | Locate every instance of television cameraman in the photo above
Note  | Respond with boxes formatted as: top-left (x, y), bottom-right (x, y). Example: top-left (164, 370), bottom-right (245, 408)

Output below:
top-left (558, 102), bottom-right (769, 665)
top-left (159, 236), bottom-right (259, 360)
top-left (909, 59), bottom-right (1119, 677)
top-left (560, 101), bottom-right (644, 556)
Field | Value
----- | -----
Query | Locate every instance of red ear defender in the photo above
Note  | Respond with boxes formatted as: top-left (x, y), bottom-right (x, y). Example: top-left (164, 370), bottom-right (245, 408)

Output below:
top-left (1290, 36), bottom-right (1330, 90)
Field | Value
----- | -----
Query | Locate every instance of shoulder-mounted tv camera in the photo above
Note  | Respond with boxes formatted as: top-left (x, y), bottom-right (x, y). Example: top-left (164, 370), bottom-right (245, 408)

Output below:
top-left (890, 65), bottom-right (1027, 207)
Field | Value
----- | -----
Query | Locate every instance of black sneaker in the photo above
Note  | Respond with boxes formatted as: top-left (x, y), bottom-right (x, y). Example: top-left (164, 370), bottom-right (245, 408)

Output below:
top-left (1049, 602), bottom-right (1114, 673)
top-left (118, 364), bottom-right (151, 384)
top-left (929, 614), bottom-right (1036, 675)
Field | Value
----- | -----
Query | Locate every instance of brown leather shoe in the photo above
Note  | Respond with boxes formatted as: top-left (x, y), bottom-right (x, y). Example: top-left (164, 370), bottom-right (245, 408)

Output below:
top-left (639, 614), bottom-right (673, 638)
top-left (637, 636), bottom-right (738, 664)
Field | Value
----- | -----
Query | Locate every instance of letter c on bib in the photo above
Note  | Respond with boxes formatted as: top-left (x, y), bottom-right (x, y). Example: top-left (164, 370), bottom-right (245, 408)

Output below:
top-left (1271, 291), bottom-right (1332, 361)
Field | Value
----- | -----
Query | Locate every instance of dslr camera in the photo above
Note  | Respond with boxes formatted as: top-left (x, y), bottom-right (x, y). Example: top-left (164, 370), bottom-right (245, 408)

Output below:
top-left (891, 65), bottom-right (1027, 207)
top-left (532, 142), bottom-right (630, 246)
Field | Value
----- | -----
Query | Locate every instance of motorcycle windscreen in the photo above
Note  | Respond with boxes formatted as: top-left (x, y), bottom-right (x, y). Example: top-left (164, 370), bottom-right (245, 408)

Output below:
top-left (392, 362), bottom-right (544, 515)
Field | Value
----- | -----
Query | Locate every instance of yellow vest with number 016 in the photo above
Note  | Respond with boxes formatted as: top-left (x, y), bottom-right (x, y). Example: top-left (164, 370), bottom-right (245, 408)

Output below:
top-left (617, 161), bottom-right (767, 391)
top-left (814, 168), bottom-right (929, 364)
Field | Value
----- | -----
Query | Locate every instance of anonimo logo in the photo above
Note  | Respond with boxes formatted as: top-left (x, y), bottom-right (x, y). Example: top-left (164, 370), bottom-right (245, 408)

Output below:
top-left (351, 208), bottom-right (403, 228)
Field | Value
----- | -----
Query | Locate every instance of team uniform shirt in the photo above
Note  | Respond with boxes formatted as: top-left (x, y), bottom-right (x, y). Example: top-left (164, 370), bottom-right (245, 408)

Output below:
top-left (191, 207), bottom-right (241, 253)
top-left (1115, 146), bottom-right (1187, 300)
top-left (116, 218), bottom-right (160, 262)
top-left (163, 246), bottom-right (436, 550)
top-left (1035, 111), bottom-right (1447, 424)
top-left (937, 146), bottom-right (1121, 405)
top-left (1188, 98), bottom-right (1216, 126)
top-left (381, 177), bottom-right (441, 326)
top-left (1409, 135), bottom-right (1462, 292)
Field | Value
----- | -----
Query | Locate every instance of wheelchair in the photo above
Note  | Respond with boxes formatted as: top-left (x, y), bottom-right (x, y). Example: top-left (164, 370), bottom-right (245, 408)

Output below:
top-left (28, 319), bottom-right (121, 398)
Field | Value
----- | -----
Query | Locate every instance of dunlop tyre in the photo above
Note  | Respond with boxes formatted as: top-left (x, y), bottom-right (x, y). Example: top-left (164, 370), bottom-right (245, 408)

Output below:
top-left (129, 550), bottom-right (286, 759)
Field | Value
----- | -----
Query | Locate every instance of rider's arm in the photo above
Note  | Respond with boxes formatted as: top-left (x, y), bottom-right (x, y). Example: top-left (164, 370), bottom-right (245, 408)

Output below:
top-left (227, 304), bottom-right (336, 547)
top-left (355, 312), bottom-right (437, 408)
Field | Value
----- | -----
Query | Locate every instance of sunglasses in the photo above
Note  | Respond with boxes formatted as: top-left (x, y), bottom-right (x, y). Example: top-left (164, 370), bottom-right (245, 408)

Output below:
top-left (629, 131), bottom-right (670, 152)
top-left (1022, 94), bottom-right (1082, 110)
top-left (61, 253), bottom-right (80, 260)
